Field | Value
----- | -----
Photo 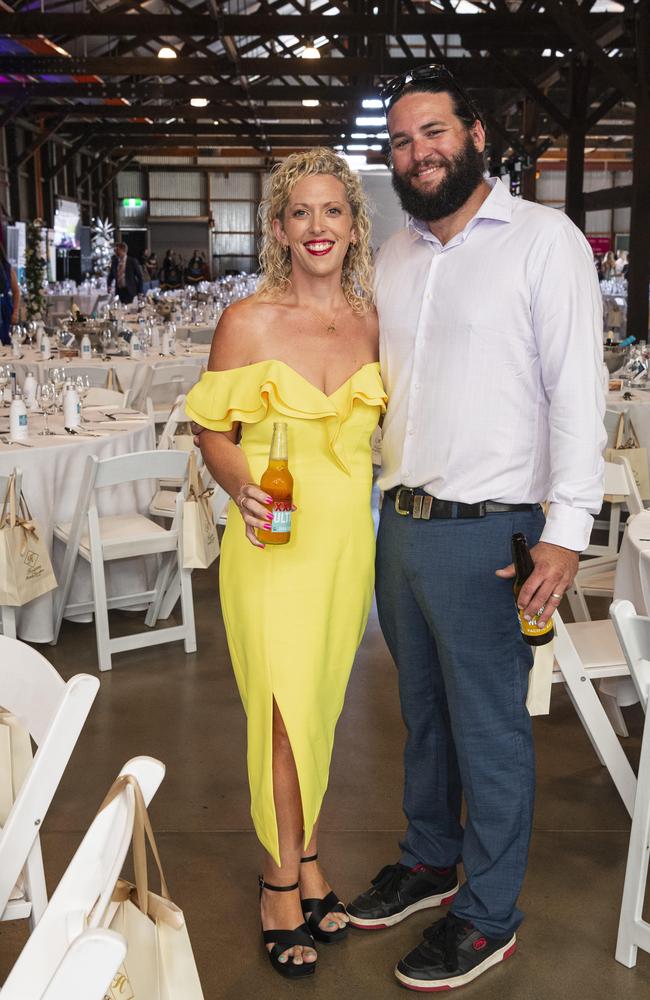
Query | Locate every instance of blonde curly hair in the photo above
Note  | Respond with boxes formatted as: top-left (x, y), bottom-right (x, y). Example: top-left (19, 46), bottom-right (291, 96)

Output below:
top-left (257, 148), bottom-right (374, 312)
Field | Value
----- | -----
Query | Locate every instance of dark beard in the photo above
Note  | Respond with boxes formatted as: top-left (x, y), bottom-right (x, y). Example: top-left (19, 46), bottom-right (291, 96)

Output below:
top-left (391, 134), bottom-right (486, 222)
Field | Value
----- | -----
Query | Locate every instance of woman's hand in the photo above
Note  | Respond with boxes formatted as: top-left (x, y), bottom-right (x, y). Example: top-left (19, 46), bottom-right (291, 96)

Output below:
top-left (235, 482), bottom-right (274, 548)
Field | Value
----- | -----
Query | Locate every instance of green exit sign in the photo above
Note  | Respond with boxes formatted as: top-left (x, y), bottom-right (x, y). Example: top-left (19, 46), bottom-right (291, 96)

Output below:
top-left (122, 197), bottom-right (143, 207)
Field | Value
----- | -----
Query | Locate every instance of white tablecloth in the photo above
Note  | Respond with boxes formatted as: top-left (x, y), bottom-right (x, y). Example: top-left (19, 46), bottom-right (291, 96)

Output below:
top-left (5, 346), bottom-right (208, 401)
top-left (0, 410), bottom-right (156, 643)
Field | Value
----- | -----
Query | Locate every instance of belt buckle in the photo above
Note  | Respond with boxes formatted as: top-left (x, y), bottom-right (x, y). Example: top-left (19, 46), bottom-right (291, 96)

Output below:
top-left (394, 487), bottom-right (412, 516)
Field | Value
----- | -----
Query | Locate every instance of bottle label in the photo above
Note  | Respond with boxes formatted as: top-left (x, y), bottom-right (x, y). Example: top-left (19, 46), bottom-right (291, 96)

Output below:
top-left (517, 608), bottom-right (554, 640)
top-left (271, 501), bottom-right (292, 534)
top-left (18, 414), bottom-right (27, 427)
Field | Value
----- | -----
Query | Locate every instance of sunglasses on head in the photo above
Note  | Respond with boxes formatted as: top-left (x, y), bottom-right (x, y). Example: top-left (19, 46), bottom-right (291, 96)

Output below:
top-left (379, 64), bottom-right (485, 126)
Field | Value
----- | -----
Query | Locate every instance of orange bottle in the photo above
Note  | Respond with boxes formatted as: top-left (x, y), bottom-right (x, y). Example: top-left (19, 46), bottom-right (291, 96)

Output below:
top-left (257, 421), bottom-right (293, 545)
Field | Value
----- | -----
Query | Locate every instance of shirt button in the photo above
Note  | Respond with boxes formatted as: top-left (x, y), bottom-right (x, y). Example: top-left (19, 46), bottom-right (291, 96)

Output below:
top-left (414, 383), bottom-right (421, 391)
top-left (407, 426), bottom-right (414, 436)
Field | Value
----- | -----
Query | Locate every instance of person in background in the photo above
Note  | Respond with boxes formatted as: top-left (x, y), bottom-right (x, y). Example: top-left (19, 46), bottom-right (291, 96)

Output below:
top-left (108, 241), bottom-right (143, 304)
top-left (602, 250), bottom-right (617, 279)
top-left (0, 243), bottom-right (20, 346)
top-left (159, 249), bottom-right (183, 290)
top-left (185, 250), bottom-right (208, 284)
top-left (346, 64), bottom-right (606, 992)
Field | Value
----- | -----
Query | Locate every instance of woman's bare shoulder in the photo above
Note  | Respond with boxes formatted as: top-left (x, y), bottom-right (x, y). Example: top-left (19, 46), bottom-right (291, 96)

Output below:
top-left (208, 295), bottom-right (280, 370)
top-left (360, 304), bottom-right (379, 358)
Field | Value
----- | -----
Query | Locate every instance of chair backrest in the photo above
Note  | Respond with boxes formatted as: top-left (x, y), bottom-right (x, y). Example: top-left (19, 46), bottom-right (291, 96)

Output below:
top-left (0, 638), bottom-right (100, 920)
top-left (1, 756), bottom-right (165, 1000)
top-left (614, 454), bottom-right (644, 515)
top-left (40, 928), bottom-right (127, 1000)
top-left (44, 366), bottom-right (110, 389)
top-left (157, 394), bottom-right (188, 451)
top-left (93, 449), bottom-right (190, 490)
top-left (150, 360), bottom-right (203, 389)
top-left (611, 599), bottom-right (650, 712)
top-left (84, 387), bottom-right (126, 407)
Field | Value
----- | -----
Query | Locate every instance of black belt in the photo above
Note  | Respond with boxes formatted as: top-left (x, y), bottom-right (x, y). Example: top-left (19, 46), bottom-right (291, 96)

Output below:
top-left (385, 486), bottom-right (536, 520)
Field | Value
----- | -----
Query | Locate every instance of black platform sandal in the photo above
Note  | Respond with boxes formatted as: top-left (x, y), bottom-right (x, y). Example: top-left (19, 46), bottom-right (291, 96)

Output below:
top-left (300, 854), bottom-right (349, 944)
top-left (259, 876), bottom-right (316, 978)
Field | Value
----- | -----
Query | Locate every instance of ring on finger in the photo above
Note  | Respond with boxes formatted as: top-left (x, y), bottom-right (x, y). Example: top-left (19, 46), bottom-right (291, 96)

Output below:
top-left (551, 592), bottom-right (563, 600)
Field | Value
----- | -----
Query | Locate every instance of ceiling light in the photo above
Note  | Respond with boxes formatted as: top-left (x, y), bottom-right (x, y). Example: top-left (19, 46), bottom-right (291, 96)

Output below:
top-left (157, 46), bottom-right (177, 59)
top-left (355, 116), bottom-right (385, 126)
top-left (362, 99), bottom-right (383, 109)
top-left (213, 120), bottom-right (219, 126)
top-left (301, 42), bottom-right (321, 59)
top-left (347, 144), bottom-right (370, 151)
top-left (190, 98), bottom-right (209, 108)
top-left (302, 99), bottom-right (320, 107)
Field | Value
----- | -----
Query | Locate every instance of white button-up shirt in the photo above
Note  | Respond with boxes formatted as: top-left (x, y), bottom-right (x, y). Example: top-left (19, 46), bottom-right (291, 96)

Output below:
top-left (376, 177), bottom-right (606, 551)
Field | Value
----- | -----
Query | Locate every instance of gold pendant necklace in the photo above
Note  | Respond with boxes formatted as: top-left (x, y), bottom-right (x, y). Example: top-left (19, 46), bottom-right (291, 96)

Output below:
top-left (303, 301), bottom-right (341, 334)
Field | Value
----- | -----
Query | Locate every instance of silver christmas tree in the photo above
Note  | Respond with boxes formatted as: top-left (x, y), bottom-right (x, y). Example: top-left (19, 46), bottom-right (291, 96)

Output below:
top-left (91, 217), bottom-right (115, 276)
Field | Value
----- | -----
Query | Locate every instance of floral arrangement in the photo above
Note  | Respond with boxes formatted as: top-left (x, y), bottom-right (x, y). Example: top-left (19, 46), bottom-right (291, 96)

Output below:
top-left (24, 218), bottom-right (47, 320)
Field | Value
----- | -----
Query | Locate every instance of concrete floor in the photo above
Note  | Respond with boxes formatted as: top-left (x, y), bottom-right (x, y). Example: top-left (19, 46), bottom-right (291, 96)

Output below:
top-left (1, 570), bottom-right (650, 999)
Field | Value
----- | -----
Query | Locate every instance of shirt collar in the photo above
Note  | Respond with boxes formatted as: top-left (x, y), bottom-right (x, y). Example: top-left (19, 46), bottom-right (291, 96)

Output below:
top-left (407, 177), bottom-right (514, 243)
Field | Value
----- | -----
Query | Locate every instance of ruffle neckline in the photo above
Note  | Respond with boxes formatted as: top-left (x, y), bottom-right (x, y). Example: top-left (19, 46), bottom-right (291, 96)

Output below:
top-left (185, 359), bottom-right (386, 474)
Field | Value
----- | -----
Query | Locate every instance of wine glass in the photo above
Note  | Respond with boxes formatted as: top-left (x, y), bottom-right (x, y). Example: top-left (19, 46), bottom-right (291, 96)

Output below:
top-left (49, 367), bottom-right (66, 411)
top-left (39, 383), bottom-right (57, 436)
top-left (75, 373), bottom-right (90, 417)
top-left (26, 321), bottom-right (37, 350)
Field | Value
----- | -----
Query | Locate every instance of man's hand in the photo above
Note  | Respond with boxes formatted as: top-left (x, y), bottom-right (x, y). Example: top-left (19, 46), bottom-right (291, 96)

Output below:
top-left (495, 541), bottom-right (579, 628)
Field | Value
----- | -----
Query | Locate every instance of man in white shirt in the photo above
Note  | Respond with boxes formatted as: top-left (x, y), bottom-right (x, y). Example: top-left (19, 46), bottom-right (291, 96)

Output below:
top-left (347, 65), bottom-right (606, 991)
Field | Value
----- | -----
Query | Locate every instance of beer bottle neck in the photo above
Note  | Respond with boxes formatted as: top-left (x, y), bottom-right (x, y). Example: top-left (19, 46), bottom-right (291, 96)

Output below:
top-left (512, 533), bottom-right (534, 582)
top-left (269, 423), bottom-right (288, 462)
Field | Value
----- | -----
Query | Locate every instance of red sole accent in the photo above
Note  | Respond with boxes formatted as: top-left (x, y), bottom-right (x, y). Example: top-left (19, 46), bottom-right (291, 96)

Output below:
top-left (503, 942), bottom-right (517, 960)
top-left (440, 892), bottom-right (457, 905)
top-left (398, 938), bottom-right (517, 992)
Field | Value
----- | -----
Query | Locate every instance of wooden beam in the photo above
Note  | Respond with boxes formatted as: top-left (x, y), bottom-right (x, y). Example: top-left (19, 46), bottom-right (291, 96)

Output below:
top-left (43, 131), bottom-right (93, 182)
top-left (544, 0), bottom-right (635, 98)
top-left (11, 117), bottom-right (68, 171)
top-left (564, 58), bottom-right (591, 230)
top-left (489, 51), bottom-right (569, 128)
top-left (582, 185), bottom-right (632, 211)
top-left (626, 2), bottom-right (650, 342)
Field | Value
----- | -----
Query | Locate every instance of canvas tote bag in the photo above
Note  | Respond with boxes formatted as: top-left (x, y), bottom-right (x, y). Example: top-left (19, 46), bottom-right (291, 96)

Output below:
top-left (100, 774), bottom-right (204, 1000)
top-left (0, 473), bottom-right (57, 606)
top-left (182, 453), bottom-right (219, 570)
top-left (605, 414), bottom-right (650, 502)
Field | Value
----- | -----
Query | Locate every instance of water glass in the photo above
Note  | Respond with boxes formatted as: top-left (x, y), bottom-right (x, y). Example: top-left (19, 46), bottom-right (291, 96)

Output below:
top-left (39, 383), bottom-right (57, 436)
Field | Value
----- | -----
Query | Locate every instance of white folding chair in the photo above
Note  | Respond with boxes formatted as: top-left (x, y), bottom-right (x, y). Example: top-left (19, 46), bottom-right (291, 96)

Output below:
top-left (43, 365), bottom-right (112, 390)
top-left (1, 756), bottom-right (165, 1000)
top-left (84, 387), bottom-right (127, 408)
top-left (551, 612), bottom-right (636, 817)
top-left (39, 928), bottom-right (127, 1000)
top-left (609, 600), bottom-right (650, 968)
top-left (0, 636), bottom-right (99, 929)
top-left (52, 450), bottom-right (197, 672)
top-left (568, 456), bottom-right (644, 622)
top-left (0, 468), bottom-right (22, 640)
top-left (135, 360), bottom-right (204, 425)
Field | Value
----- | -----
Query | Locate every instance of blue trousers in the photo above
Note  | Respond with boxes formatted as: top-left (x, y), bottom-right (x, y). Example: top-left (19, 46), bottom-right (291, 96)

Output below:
top-left (376, 500), bottom-right (546, 938)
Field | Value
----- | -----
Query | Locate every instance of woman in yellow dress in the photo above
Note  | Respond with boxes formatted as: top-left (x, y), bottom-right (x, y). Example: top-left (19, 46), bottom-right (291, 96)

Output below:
top-left (186, 148), bottom-right (386, 978)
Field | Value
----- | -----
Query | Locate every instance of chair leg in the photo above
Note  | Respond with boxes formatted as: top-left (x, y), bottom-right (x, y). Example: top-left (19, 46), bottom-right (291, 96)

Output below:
top-left (616, 707), bottom-right (650, 967)
top-left (144, 553), bottom-right (175, 627)
top-left (89, 551), bottom-right (112, 672)
top-left (179, 567), bottom-right (197, 653)
top-left (24, 838), bottom-right (48, 930)
top-left (158, 570), bottom-right (181, 621)
top-left (1, 606), bottom-right (16, 639)
top-left (562, 673), bottom-right (636, 816)
top-left (598, 681), bottom-right (630, 738)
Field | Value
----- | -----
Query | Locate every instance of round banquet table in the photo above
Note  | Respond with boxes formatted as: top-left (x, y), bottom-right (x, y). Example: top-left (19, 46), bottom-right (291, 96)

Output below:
top-left (613, 509), bottom-right (650, 615)
top-left (5, 345), bottom-right (209, 400)
top-left (0, 408), bottom-right (156, 643)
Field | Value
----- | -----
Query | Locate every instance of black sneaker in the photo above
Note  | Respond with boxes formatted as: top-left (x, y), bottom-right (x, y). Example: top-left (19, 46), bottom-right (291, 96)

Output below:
top-left (347, 863), bottom-right (459, 930)
top-left (395, 912), bottom-right (517, 991)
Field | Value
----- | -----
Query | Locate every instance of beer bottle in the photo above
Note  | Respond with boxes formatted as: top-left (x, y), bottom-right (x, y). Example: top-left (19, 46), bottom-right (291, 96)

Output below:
top-left (511, 532), bottom-right (554, 646)
top-left (257, 421), bottom-right (293, 545)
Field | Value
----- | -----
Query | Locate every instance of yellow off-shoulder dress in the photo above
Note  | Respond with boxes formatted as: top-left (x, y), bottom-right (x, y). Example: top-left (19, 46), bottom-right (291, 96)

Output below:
top-left (185, 360), bottom-right (386, 865)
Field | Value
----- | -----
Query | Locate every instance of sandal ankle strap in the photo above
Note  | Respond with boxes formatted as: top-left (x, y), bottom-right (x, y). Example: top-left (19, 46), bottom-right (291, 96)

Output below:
top-left (300, 853), bottom-right (318, 863)
top-left (258, 875), bottom-right (300, 893)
